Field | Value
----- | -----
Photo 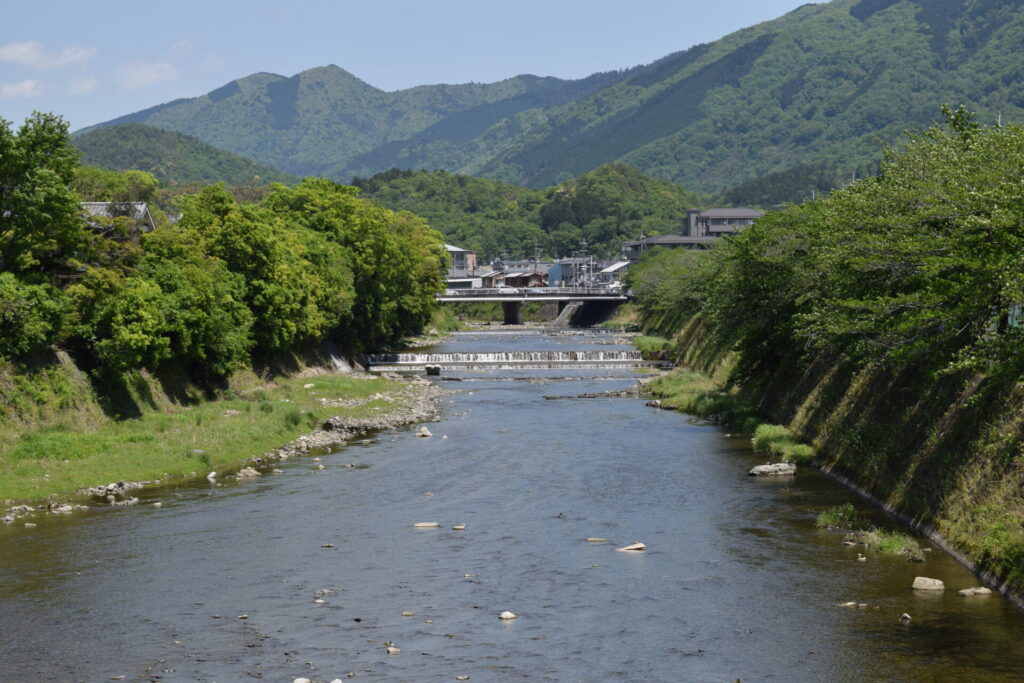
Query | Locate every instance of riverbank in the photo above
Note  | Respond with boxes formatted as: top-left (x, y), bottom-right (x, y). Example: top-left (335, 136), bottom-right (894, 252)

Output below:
top-left (1, 369), bottom-right (444, 522)
top-left (637, 315), bottom-right (1024, 605)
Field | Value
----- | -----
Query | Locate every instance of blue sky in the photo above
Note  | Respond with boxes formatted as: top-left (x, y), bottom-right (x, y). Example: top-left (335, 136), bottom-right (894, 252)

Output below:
top-left (1, 0), bottom-right (815, 131)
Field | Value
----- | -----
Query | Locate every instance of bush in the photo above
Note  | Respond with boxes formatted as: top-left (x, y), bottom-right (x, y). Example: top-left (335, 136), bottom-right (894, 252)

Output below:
top-left (752, 424), bottom-right (794, 452)
top-left (0, 273), bottom-right (67, 357)
top-left (817, 503), bottom-right (861, 529)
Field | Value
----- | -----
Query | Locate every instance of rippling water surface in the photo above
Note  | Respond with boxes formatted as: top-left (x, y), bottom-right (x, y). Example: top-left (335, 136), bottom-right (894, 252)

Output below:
top-left (2, 329), bottom-right (1024, 682)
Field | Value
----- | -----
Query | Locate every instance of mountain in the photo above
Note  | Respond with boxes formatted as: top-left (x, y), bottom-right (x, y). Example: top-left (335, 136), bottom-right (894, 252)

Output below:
top-left (81, 0), bottom-right (1024, 194)
top-left (72, 123), bottom-right (297, 186)
top-left (77, 66), bottom-right (632, 181)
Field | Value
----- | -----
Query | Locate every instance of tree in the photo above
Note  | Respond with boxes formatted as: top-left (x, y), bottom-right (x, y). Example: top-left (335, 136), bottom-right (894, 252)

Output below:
top-left (0, 112), bottom-right (87, 279)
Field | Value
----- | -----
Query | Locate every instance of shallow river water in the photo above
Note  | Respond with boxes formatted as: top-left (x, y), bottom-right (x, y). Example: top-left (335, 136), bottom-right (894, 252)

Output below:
top-left (2, 329), bottom-right (1024, 682)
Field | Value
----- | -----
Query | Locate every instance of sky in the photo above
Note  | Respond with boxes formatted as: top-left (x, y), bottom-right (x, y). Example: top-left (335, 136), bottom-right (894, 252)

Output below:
top-left (1, 0), bottom-right (816, 131)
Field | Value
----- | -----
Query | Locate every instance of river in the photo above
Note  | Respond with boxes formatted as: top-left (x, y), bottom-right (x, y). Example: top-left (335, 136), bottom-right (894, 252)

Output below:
top-left (2, 329), bottom-right (1024, 682)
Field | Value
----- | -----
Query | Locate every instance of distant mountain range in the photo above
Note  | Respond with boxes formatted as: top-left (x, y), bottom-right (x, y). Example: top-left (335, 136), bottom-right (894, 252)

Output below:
top-left (77, 0), bottom-right (1024, 196)
top-left (73, 124), bottom-right (296, 186)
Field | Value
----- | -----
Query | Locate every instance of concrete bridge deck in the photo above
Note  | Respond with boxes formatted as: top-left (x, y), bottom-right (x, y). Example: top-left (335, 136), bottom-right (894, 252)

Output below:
top-left (436, 287), bottom-right (627, 303)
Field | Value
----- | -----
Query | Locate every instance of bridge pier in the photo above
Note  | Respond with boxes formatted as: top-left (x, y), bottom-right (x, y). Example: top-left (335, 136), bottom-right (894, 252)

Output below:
top-left (502, 301), bottom-right (523, 325)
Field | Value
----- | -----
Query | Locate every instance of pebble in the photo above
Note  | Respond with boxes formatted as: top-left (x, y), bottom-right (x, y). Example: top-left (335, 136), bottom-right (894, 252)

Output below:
top-left (498, 611), bottom-right (518, 620)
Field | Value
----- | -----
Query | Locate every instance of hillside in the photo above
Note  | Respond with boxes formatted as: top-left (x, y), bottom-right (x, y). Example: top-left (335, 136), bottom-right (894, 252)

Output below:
top-left (78, 67), bottom-right (632, 181)
top-left (81, 0), bottom-right (1024, 195)
top-left (354, 163), bottom-right (701, 259)
top-left (72, 123), bottom-right (296, 186)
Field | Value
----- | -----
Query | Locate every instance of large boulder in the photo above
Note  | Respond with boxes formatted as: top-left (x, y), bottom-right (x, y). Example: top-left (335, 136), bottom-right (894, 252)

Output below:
top-left (749, 462), bottom-right (797, 477)
top-left (912, 576), bottom-right (945, 591)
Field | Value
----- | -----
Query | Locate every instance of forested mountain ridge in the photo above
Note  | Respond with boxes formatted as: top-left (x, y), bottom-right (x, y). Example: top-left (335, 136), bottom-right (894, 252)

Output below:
top-left (76, 66), bottom-right (633, 181)
top-left (73, 124), bottom-right (297, 187)
top-left (80, 0), bottom-right (1024, 196)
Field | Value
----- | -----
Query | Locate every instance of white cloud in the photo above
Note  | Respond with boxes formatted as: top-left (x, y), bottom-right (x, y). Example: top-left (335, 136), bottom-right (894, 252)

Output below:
top-left (0, 79), bottom-right (44, 98)
top-left (68, 76), bottom-right (98, 95)
top-left (116, 62), bottom-right (178, 89)
top-left (0, 42), bottom-right (96, 69)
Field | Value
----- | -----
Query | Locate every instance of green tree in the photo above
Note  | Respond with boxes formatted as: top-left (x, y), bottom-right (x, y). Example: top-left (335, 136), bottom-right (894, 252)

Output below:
top-left (0, 112), bottom-right (87, 279)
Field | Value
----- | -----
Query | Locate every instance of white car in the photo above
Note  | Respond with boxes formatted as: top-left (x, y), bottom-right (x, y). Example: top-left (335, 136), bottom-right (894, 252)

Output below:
top-left (496, 287), bottom-right (519, 294)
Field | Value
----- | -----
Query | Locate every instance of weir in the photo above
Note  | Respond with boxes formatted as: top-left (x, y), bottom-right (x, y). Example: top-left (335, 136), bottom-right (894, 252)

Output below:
top-left (366, 349), bottom-right (661, 371)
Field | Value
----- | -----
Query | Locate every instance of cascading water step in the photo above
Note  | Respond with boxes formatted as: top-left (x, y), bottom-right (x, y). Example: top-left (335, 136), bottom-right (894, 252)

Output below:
top-left (366, 350), bottom-right (663, 371)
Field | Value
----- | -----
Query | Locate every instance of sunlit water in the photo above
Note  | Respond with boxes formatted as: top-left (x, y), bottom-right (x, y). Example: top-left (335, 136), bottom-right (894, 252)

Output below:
top-left (2, 329), bottom-right (1023, 682)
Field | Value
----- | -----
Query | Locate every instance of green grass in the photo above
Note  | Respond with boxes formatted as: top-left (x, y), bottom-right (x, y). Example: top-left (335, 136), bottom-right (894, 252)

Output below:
top-left (646, 369), bottom-right (761, 432)
top-left (854, 528), bottom-right (926, 562)
top-left (0, 373), bottom-right (405, 502)
top-left (633, 335), bottom-right (675, 360)
top-left (817, 503), bottom-right (862, 529)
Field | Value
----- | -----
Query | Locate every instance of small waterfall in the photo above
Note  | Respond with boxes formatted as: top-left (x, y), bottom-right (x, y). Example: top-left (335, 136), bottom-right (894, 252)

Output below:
top-left (367, 349), bottom-right (654, 370)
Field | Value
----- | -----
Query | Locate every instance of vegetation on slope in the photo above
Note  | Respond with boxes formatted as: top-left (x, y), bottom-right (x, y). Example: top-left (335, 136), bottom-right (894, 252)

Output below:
top-left (73, 123), bottom-right (297, 187)
top-left (76, 1), bottom-right (1024, 196)
top-left (1, 112), bottom-right (445, 403)
top-left (628, 108), bottom-right (1024, 592)
top-left (354, 163), bottom-right (701, 259)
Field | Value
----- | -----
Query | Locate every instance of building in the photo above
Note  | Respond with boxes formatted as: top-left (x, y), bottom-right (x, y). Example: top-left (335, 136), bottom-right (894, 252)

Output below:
top-left (446, 244), bottom-right (478, 277)
top-left (504, 271), bottom-right (547, 288)
top-left (685, 208), bottom-right (763, 237)
top-left (622, 207), bottom-right (763, 260)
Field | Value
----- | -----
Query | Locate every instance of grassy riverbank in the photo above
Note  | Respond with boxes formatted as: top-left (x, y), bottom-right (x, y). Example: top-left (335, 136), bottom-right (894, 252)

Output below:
top-left (0, 371), bottom-right (406, 503)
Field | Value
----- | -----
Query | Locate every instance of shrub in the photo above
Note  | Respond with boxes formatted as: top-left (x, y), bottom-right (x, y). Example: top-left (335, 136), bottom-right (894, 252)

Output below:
top-left (752, 424), bottom-right (794, 452)
top-left (817, 503), bottom-right (861, 529)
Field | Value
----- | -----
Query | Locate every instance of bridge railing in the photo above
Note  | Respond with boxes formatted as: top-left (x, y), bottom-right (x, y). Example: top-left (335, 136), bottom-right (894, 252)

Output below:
top-left (439, 286), bottom-right (625, 298)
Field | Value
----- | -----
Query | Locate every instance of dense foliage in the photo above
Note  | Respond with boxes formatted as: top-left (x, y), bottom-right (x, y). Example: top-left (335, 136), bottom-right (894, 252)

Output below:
top-left (78, 1), bottom-right (1024, 197)
top-left (629, 107), bottom-right (1024, 379)
top-left (1, 113), bottom-right (445, 385)
top-left (72, 123), bottom-right (297, 187)
top-left (354, 163), bottom-right (700, 259)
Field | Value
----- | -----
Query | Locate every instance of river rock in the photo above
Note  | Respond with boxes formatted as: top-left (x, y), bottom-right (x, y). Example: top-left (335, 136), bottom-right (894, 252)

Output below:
top-left (416, 426), bottom-right (433, 438)
top-left (899, 613), bottom-right (912, 623)
top-left (153, 502), bottom-right (162, 508)
top-left (425, 365), bottom-right (441, 376)
top-left (24, 522), bottom-right (36, 528)
top-left (206, 471), bottom-right (217, 481)
top-left (293, 678), bottom-right (312, 683)
top-left (749, 462), bottom-right (797, 477)
top-left (414, 522), bottom-right (441, 528)
top-left (586, 537), bottom-right (608, 543)
top-left (616, 542), bottom-right (647, 552)
top-left (498, 611), bottom-right (518, 620)
top-left (912, 576), bottom-right (945, 591)
top-left (958, 586), bottom-right (993, 597)
top-left (236, 467), bottom-right (261, 478)
top-left (452, 524), bottom-right (466, 530)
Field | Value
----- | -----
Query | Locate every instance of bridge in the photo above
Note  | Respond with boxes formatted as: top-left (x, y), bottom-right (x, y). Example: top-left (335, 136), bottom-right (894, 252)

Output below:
top-left (436, 287), bottom-right (628, 325)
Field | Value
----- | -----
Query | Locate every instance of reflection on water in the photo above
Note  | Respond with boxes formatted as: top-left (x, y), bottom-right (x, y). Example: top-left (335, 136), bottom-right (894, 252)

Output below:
top-left (1, 329), bottom-right (1023, 682)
